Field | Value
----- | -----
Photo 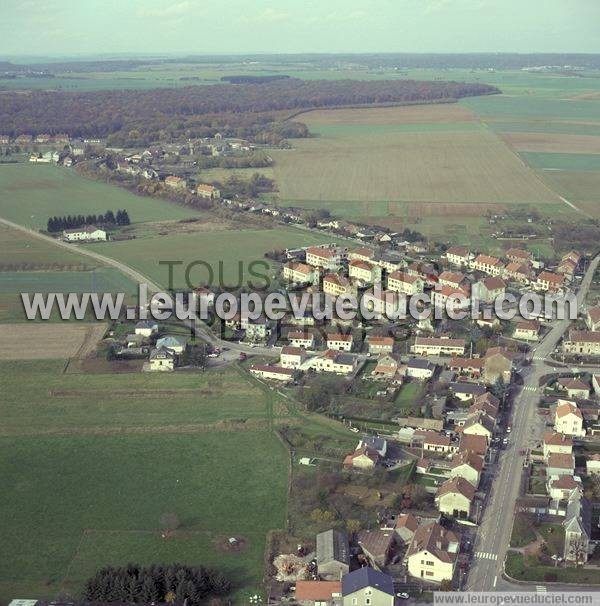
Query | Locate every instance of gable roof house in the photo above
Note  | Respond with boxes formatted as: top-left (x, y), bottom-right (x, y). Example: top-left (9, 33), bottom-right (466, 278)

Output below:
top-left (148, 347), bottom-right (175, 372)
top-left (412, 336), bottom-right (465, 357)
top-left (445, 246), bottom-right (471, 267)
top-left (395, 513), bottom-right (419, 544)
top-left (514, 319), bottom-right (541, 341)
top-left (473, 276), bottom-right (506, 304)
top-left (343, 445), bottom-right (380, 470)
top-left (387, 271), bottom-right (424, 296)
top-left (357, 529), bottom-right (396, 569)
top-left (543, 431), bottom-right (573, 459)
top-left (562, 330), bottom-right (600, 356)
top-left (483, 347), bottom-right (515, 385)
top-left (371, 353), bottom-right (402, 382)
top-left (563, 493), bottom-right (592, 565)
top-left (405, 522), bottom-right (460, 583)
top-left (316, 529), bottom-right (350, 581)
top-left (460, 411), bottom-right (495, 442)
top-left (367, 335), bottom-right (395, 355)
top-left (341, 568), bottom-right (395, 606)
top-left (471, 254), bottom-right (504, 276)
top-left (546, 452), bottom-right (576, 477)
top-left (536, 271), bottom-right (565, 292)
top-left (554, 400), bottom-right (586, 437)
top-left (556, 377), bottom-right (590, 400)
top-left (295, 580), bottom-right (341, 605)
top-left (450, 450), bottom-right (484, 487)
top-left (585, 306), bottom-right (600, 332)
top-left (435, 476), bottom-right (476, 518)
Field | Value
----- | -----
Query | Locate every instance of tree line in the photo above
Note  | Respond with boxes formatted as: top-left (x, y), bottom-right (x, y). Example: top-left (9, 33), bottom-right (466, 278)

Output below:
top-left (83, 563), bottom-right (231, 604)
top-left (0, 78), bottom-right (498, 142)
top-left (47, 209), bottom-right (130, 232)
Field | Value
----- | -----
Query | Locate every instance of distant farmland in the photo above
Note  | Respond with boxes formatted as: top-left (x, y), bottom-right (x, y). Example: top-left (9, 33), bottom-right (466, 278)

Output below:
top-left (271, 105), bottom-right (561, 211)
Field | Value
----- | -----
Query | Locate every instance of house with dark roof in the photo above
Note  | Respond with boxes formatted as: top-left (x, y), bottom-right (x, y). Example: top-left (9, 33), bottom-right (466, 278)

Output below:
top-left (316, 529), bottom-right (350, 580)
top-left (405, 522), bottom-right (460, 583)
top-left (341, 568), bottom-right (394, 606)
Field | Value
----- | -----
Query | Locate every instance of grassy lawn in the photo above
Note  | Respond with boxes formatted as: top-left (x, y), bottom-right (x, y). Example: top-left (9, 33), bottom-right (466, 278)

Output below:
top-left (0, 164), bottom-right (201, 229)
top-left (506, 552), bottom-right (600, 585)
top-left (0, 432), bottom-right (288, 603)
top-left (89, 226), bottom-right (347, 289)
top-left (0, 359), bottom-right (290, 603)
top-left (394, 382), bottom-right (425, 415)
top-left (510, 513), bottom-right (536, 548)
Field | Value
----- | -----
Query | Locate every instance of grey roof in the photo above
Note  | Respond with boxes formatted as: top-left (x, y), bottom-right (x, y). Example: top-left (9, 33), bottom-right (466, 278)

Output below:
top-left (341, 567), bottom-right (395, 597)
top-left (316, 529), bottom-right (349, 567)
top-left (361, 436), bottom-right (387, 452)
top-left (449, 382), bottom-right (487, 396)
top-left (407, 357), bottom-right (434, 370)
top-left (149, 346), bottom-right (175, 360)
top-left (135, 320), bottom-right (158, 329)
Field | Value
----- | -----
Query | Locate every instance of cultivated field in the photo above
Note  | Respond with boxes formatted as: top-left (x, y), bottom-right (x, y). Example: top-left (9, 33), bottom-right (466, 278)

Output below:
top-left (0, 323), bottom-right (107, 360)
top-left (272, 123), bottom-right (560, 207)
top-left (501, 132), bottom-right (600, 154)
top-left (0, 360), bottom-right (289, 603)
top-left (0, 164), bottom-right (201, 229)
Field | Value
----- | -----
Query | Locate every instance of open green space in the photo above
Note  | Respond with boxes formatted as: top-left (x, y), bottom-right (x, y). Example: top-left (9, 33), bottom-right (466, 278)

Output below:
top-left (0, 359), bottom-right (289, 603)
top-left (89, 227), bottom-right (347, 289)
top-left (0, 164), bottom-right (201, 229)
top-left (505, 552), bottom-right (600, 585)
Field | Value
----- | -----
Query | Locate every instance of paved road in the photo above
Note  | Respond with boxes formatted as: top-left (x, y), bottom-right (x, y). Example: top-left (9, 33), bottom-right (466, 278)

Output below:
top-left (0, 215), bottom-right (279, 357)
top-left (467, 253), bottom-right (600, 592)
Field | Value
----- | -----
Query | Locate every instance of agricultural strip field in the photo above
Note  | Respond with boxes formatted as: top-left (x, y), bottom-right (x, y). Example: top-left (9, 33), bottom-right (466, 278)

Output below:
top-left (0, 323), bottom-right (107, 360)
top-left (0, 359), bottom-right (290, 603)
top-left (272, 105), bottom-right (561, 208)
top-left (501, 133), bottom-right (600, 154)
top-left (88, 227), bottom-right (348, 289)
top-left (0, 164), bottom-right (202, 229)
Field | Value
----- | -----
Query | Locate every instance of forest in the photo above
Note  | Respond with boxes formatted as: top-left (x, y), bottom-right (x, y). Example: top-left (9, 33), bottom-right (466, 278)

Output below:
top-left (0, 77), bottom-right (498, 142)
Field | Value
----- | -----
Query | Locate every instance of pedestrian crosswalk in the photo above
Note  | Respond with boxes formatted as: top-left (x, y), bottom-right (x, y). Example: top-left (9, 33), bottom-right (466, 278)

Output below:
top-left (536, 586), bottom-right (547, 593)
top-left (475, 551), bottom-right (498, 561)
top-left (533, 355), bottom-right (546, 361)
top-left (523, 385), bottom-right (537, 392)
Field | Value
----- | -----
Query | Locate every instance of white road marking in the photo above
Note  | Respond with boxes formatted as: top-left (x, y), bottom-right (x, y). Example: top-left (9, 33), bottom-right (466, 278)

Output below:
top-left (536, 586), bottom-right (547, 593)
top-left (493, 576), bottom-right (497, 588)
top-left (475, 551), bottom-right (498, 560)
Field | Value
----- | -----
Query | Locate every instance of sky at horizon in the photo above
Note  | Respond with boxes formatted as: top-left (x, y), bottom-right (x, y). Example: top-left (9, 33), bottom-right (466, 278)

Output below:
top-left (1, 0), bottom-right (599, 58)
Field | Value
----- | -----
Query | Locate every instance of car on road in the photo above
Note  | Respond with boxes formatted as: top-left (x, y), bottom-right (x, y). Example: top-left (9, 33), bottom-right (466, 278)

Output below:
top-left (503, 438), bottom-right (509, 445)
top-left (396, 593), bottom-right (410, 600)
top-left (506, 426), bottom-right (511, 433)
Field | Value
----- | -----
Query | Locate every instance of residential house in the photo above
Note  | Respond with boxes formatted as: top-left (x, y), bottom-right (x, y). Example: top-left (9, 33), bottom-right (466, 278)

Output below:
top-left (359, 436), bottom-right (387, 457)
top-left (418, 430), bottom-right (453, 454)
top-left (556, 378), bottom-right (590, 400)
top-left (196, 183), bottom-right (220, 199)
top-left (438, 271), bottom-right (466, 289)
top-left (371, 354), bottom-right (402, 382)
top-left (459, 433), bottom-right (488, 456)
top-left (450, 450), bottom-right (484, 487)
top-left (283, 262), bottom-right (317, 285)
top-left (562, 330), bottom-right (600, 356)
top-left (432, 285), bottom-right (471, 314)
top-left (367, 336), bottom-right (394, 355)
top-left (542, 431), bottom-right (573, 459)
top-left (306, 246), bottom-right (341, 271)
top-left (445, 246), bottom-right (471, 267)
top-left (505, 248), bottom-right (533, 265)
top-left (404, 358), bottom-right (436, 380)
top-left (135, 320), bottom-right (159, 337)
top-left (395, 513), bottom-right (419, 544)
top-left (536, 271), bottom-right (565, 292)
top-left (471, 254), bottom-right (503, 276)
top-left (155, 335), bottom-right (187, 354)
top-left (405, 522), bottom-right (460, 583)
top-left (249, 364), bottom-right (295, 383)
top-left (280, 346), bottom-right (307, 369)
top-left (63, 225), bottom-right (107, 241)
top-left (474, 276), bottom-right (506, 304)
top-left (311, 350), bottom-right (357, 375)
top-left (483, 347), bottom-right (514, 385)
top-left (503, 261), bottom-right (533, 285)
top-left (585, 306), bottom-right (600, 331)
top-left (148, 347), bottom-right (175, 372)
top-left (554, 400), bottom-right (586, 437)
top-left (514, 319), bottom-right (541, 341)
top-left (469, 392), bottom-right (500, 419)
top-left (349, 259), bottom-right (381, 284)
top-left (316, 529), bottom-right (350, 580)
top-left (341, 568), bottom-right (395, 606)
top-left (323, 274), bottom-right (357, 298)
top-left (585, 454), bottom-right (600, 475)
top-left (295, 581), bottom-right (341, 606)
top-left (348, 246), bottom-right (377, 263)
top-left (546, 453), bottom-right (576, 477)
top-left (387, 271), bottom-right (424, 296)
top-left (435, 476), bottom-right (476, 518)
top-left (449, 357), bottom-right (484, 380)
top-left (448, 382), bottom-right (487, 402)
top-left (343, 445), bottom-right (380, 470)
top-left (164, 175), bottom-right (187, 190)
top-left (357, 529), bottom-right (396, 569)
top-left (412, 337), bottom-right (465, 357)
top-left (548, 475), bottom-right (581, 501)
top-left (327, 333), bottom-right (353, 352)
top-left (362, 289), bottom-right (405, 319)
top-left (289, 331), bottom-right (316, 349)
top-left (460, 411), bottom-right (495, 442)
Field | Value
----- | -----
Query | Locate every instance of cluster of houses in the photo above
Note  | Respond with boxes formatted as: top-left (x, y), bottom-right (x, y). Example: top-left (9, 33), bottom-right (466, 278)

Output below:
top-left (522, 391), bottom-right (600, 565)
top-left (117, 321), bottom-right (188, 372)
